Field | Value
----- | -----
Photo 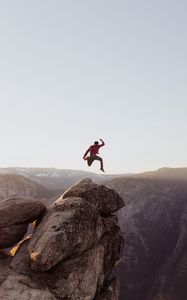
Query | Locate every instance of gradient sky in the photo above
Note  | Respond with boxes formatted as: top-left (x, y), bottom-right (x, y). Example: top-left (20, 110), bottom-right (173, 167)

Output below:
top-left (0, 0), bottom-right (186, 174)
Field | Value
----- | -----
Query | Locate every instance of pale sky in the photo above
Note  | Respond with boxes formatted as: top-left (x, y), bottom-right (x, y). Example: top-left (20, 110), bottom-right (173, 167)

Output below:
top-left (0, 0), bottom-right (187, 174)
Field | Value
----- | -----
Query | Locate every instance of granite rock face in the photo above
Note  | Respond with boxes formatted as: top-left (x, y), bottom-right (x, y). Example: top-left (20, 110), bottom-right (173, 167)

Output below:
top-left (46, 244), bottom-right (105, 300)
top-left (0, 179), bottom-right (124, 299)
top-left (60, 178), bottom-right (125, 215)
top-left (28, 197), bottom-right (103, 271)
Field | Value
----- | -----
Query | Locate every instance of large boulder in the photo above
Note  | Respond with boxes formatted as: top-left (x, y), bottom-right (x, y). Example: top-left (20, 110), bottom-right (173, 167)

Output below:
top-left (11, 243), bottom-right (105, 300)
top-left (11, 242), bottom-right (105, 300)
top-left (47, 244), bottom-right (105, 300)
top-left (0, 197), bottom-right (46, 227)
top-left (0, 198), bottom-right (46, 249)
top-left (28, 197), bottom-right (103, 270)
top-left (58, 178), bottom-right (124, 215)
top-left (0, 224), bottom-right (28, 249)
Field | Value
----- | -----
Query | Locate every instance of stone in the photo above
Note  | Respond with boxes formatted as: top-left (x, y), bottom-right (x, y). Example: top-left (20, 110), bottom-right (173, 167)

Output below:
top-left (0, 251), bottom-right (12, 285)
top-left (100, 221), bottom-right (124, 278)
top-left (0, 181), bottom-right (124, 299)
top-left (10, 238), bottom-right (31, 275)
top-left (0, 224), bottom-right (28, 249)
top-left (0, 198), bottom-right (46, 249)
top-left (47, 244), bottom-right (105, 300)
top-left (28, 197), bottom-right (103, 270)
top-left (0, 197), bottom-right (46, 228)
top-left (57, 178), bottom-right (125, 215)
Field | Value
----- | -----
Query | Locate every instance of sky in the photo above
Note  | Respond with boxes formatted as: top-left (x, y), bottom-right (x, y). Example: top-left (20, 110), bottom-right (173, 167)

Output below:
top-left (0, 0), bottom-right (186, 174)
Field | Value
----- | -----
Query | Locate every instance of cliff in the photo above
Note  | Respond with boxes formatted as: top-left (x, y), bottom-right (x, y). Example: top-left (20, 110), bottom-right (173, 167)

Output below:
top-left (107, 176), bottom-right (187, 300)
top-left (0, 178), bottom-right (124, 300)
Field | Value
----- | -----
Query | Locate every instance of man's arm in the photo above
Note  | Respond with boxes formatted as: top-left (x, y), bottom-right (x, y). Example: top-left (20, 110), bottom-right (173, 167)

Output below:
top-left (83, 147), bottom-right (90, 159)
top-left (99, 139), bottom-right (105, 147)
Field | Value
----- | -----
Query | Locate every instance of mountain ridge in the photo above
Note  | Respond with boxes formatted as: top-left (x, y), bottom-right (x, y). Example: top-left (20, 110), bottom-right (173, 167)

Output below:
top-left (0, 167), bottom-right (131, 190)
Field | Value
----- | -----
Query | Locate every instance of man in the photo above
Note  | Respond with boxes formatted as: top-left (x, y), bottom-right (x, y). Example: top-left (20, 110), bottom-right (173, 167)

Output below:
top-left (83, 139), bottom-right (105, 172)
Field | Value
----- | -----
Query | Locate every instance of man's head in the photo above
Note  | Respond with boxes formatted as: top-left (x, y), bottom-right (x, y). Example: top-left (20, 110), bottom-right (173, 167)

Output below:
top-left (94, 141), bottom-right (99, 145)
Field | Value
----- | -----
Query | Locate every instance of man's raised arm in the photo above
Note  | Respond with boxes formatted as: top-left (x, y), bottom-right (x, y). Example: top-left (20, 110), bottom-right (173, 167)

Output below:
top-left (99, 139), bottom-right (105, 146)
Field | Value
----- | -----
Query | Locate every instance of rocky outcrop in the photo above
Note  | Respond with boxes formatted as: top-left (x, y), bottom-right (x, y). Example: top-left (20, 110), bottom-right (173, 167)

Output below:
top-left (28, 197), bottom-right (103, 271)
top-left (0, 198), bottom-right (46, 248)
top-left (61, 178), bottom-right (124, 215)
top-left (46, 244), bottom-right (105, 299)
top-left (0, 179), bottom-right (124, 300)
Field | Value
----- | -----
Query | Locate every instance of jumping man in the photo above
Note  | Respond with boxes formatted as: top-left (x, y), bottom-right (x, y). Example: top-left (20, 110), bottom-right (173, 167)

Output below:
top-left (83, 139), bottom-right (105, 172)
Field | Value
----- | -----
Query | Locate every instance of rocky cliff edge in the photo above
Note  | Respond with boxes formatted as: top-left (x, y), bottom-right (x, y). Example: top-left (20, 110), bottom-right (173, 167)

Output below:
top-left (0, 178), bottom-right (124, 300)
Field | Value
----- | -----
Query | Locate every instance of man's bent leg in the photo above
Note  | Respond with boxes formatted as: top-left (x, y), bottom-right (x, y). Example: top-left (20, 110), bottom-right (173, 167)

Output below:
top-left (95, 155), bottom-right (104, 171)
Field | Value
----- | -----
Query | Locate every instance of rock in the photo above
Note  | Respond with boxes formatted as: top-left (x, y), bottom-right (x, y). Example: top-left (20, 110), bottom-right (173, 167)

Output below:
top-left (0, 274), bottom-right (56, 300)
top-left (0, 180), bottom-right (124, 299)
top-left (100, 221), bottom-right (124, 278)
top-left (10, 221), bottom-right (123, 299)
top-left (47, 244), bottom-right (105, 300)
top-left (0, 251), bottom-right (12, 285)
top-left (10, 239), bottom-right (31, 275)
top-left (58, 178), bottom-right (124, 215)
top-left (28, 197), bottom-right (103, 270)
top-left (0, 224), bottom-right (28, 249)
top-left (0, 197), bottom-right (46, 228)
top-left (0, 198), bottom-right (46, 249)
top-left (101, 215), bottom-right (119, 232)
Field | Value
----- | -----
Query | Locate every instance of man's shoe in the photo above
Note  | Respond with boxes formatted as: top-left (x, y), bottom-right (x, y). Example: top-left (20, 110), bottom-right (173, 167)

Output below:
top-left (100, 168), bottom-right (105, 172)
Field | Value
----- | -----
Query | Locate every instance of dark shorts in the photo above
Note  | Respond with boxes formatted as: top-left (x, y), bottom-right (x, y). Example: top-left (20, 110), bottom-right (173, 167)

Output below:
top-left (87, 155), bottom-right (103, 168)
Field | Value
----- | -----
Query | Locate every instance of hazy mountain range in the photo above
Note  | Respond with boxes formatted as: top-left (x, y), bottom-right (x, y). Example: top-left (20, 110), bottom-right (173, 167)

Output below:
top-left (0, 167), bottom-right (129, 191)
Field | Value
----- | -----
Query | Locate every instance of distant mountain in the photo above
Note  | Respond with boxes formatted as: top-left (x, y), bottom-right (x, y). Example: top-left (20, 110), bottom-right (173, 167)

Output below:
top-left (107, 167), bottom-right (187, 202)
top-left (136, 167), bottom-right (187, 181)
top-left (0, 174), bottom-right (56, 204)
top-left (0, 167), bottom-right (130, 190)
top-left (106, 170), bottom-right (187, 300)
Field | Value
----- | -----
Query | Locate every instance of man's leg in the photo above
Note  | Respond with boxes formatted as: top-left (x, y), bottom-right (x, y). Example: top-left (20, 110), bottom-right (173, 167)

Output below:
top-left (95, 155), bottom-right (105, 172)
top-left (87, 156), bottom-right (94, 167)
